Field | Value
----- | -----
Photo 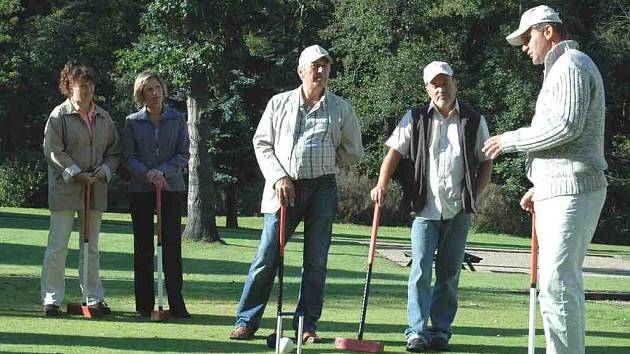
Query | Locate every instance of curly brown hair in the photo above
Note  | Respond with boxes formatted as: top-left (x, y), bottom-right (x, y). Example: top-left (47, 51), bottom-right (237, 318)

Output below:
top-left (59, 62), bottom-right (96, 97)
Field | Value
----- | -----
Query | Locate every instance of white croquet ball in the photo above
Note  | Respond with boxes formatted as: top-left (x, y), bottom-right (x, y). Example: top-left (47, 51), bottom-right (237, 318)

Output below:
top-left (279, 337), bottom-right (295, 352)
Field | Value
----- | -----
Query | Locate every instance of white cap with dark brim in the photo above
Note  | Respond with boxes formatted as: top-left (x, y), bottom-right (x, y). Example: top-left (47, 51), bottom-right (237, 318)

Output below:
top-left (298, 45), bottom-right (333, 67)
top-left (506, 5), bottom-right (562, 46)
top-left (423, 61), bottom-right (454, 85)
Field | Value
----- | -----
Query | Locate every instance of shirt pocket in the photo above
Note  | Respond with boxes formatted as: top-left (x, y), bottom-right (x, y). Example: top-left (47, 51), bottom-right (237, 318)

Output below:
top-left (304, 115), bottom-right (331, 146)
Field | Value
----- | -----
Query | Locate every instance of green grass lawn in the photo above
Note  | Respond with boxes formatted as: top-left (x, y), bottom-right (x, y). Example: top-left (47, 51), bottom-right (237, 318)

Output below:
top-left (1, 207), bottom-right (629, 353)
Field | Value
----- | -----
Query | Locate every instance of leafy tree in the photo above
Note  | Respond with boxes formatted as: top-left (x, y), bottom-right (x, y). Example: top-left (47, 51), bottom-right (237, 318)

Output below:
top-left (578, 1), bottom-right (630, 243)
top-left (0, 0), bottom-right (146, 207)
top-left (1, 0), bottom-right (146, 154)
top-left (118, 0), bottom-right (333, 235)
top-left (118, 0), bottom-right (229, 242)
top-left (0, 0), bottom-right (22, 155)
top-left (325, 0), bottom-right (630, 241)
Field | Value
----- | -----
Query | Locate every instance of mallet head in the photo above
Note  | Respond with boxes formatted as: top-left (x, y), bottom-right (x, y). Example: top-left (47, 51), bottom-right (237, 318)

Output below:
top-left (81, 305), bottom-right (103, 318)
top-left (150, 309), bottom-right (170, 321)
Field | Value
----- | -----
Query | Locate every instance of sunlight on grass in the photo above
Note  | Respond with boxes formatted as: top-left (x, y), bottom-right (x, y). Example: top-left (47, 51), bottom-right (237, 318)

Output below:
top-left (1, 207), bottom-right (629, 353)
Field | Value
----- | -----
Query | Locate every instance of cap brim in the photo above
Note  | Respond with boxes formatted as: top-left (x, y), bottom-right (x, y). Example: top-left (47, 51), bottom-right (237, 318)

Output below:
top-left (300, 54), bottom-right (333, 67)
top-left (506, 27), bottom-right (527, 46)
top-left (423, 71), bottom-right (452, 85)
top-left (319, 54), bottom-right (333, 64)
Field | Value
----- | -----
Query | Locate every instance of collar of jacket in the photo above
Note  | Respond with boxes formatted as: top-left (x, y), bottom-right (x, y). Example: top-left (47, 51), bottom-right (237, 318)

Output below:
top-left (137, 105), bottom-right (179, 121)
top-left (544, 40), bottom-right (579, 78)
top-left (289, 86), bottom-right (331, 109)
top-left (284, 86), bottom-right (333, 137)
top-left (58, 98), bottom-right (108, 118)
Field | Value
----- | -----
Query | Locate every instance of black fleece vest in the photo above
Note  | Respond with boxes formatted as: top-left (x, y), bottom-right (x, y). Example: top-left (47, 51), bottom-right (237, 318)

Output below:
top-left (406, 103), bottom-right (482, 215)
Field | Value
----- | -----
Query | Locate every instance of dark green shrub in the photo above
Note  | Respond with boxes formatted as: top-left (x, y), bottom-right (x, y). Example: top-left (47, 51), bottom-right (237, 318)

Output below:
top-left (473, 183), bottom-right (530, 235)
top-left (336, 169), bottom-right (408, 226)
top-left (0, 156), bottom-right (47, 207)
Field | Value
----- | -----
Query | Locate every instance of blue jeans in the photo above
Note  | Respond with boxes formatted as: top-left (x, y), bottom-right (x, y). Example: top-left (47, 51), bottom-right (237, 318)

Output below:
top-left (235, 175), bottom-right (337, 332)
top-left (405, 211), bottom-right (471, 344)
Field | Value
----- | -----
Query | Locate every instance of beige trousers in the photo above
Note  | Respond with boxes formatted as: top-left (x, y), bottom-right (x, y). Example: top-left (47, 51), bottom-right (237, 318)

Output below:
top-left (41, 209), bottom-right (105, 306)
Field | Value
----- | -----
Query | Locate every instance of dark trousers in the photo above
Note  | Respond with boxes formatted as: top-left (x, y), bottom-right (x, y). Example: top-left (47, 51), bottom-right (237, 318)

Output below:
top-left (129, 191), bottom-right (186, 313)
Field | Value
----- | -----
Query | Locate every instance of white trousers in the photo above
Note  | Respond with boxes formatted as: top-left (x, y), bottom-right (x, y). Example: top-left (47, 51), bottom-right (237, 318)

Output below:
top-left (535, 189), bottom-right (606, 354)
top-left (41, 209), bottom-right (105, 306)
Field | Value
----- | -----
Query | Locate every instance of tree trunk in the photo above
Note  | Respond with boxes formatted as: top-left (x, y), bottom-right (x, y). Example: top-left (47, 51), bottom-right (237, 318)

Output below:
top-left (225, 184), bottom-right (238, 228)
top-left (183, 74), bottom-right (221, 242)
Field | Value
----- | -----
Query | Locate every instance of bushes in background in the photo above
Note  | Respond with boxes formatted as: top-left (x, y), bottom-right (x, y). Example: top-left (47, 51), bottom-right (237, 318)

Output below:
top-left (336, 169), bottom-right (409, 226)
top-left (0, 155), bottom-right (47, 207)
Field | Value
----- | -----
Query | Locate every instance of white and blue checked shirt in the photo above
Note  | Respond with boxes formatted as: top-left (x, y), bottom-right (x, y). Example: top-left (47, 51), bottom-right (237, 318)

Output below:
top-left (289, 94), bottom-right (338, 179)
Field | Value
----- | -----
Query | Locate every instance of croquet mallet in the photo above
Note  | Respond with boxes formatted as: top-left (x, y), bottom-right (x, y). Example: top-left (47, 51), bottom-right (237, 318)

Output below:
top-left (528, 212), bottom-right (538, 354)
top-left (335, 203), bottom-right (385, 353)
top-left (151, 186), bottom-right (169, 321)
top-left (67, 183), bottom-right (102, 318)
top-left (268, 205), bottom-right (304, 353)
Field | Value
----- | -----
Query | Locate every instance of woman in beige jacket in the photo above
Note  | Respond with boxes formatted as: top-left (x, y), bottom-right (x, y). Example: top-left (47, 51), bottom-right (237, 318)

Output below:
top-left (41, 62), bottom-right (120, 316)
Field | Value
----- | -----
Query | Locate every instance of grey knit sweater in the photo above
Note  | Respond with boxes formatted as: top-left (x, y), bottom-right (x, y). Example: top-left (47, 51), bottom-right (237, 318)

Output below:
top-left (501, 40), bottom-right (607, 201)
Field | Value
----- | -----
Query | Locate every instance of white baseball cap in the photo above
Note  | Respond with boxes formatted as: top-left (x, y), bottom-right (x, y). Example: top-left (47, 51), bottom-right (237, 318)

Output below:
top-left (423, 61), bottom-right (453, 85)
top-left (298, 45), bottom-right (333, 67)
top-left (506, 5), bottom-right (562, 46)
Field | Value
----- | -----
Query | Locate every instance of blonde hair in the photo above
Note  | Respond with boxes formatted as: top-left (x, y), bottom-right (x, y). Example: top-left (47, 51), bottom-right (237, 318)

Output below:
top-left (133, 71), bottom-right (168, 104)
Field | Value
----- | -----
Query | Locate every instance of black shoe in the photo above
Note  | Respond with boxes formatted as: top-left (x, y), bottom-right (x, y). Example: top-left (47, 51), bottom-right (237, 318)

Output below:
top-left (43, 304), bottom-right (60, 317)
top-left (90, 301), bottom-right (111, 315)
top-left (266, 332), bottom-right (277, 349)
top-left (138, 310), bottom-right (151, 318)
top-left (428, 337), bottom-right (449, 351)
top-left (406, 337), bottom-right (428, 353)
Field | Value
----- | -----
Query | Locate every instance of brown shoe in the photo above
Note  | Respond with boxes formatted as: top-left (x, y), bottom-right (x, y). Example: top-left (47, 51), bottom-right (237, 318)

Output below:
top-left (302, 330), bottom-right (323, 344)
top-left (229, 326), bottom-right (256, 340)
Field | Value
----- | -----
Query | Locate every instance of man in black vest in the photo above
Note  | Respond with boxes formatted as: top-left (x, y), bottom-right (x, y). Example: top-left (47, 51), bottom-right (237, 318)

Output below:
top-left (370, 61), bottom-right (493, 352)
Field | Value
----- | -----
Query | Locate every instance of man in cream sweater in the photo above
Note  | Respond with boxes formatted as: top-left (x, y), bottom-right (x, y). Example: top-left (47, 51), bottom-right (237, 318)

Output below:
top-left (483, 5), bottom-right (607, 354)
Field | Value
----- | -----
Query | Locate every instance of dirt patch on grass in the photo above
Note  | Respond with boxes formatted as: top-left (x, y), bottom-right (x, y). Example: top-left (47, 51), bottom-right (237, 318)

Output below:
top-left (377, 246), bottom-right (630, 278)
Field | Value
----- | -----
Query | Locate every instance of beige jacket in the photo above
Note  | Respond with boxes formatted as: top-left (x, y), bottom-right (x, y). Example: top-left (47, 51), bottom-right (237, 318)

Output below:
top-left (43, 99), bottom-right (120, 211)
top-left (253, 87), bottom-right (364, 213)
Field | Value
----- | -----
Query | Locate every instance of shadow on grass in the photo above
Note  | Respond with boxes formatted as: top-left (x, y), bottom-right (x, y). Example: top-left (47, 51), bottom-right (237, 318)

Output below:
top-left (452, 325), bottom-right (630, 340)
top-left (0, 241), bottom-right (409, 282)
top-left (0, 332), bottom-right (267, 353)
top-left (321, 322), bottom-right (630, 350)
top-left (2, 310), bottom-right (628, 352)
top-left (0, 211), bottom-right (134, 234)
top-left (448, 344), bottom-right (630, 354)
top-left (0, 273), bottom-right (408, 305)
top-left (0, 308), bottom-right (237, 327)
top-left (0, 210), bottom-right (410, 244)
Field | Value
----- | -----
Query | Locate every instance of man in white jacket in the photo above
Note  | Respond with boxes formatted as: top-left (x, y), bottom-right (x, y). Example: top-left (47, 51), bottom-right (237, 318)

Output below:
top-left (229, 44), bottom-right (364, 343)
top-left (483, 5), bottom-right (607, 354)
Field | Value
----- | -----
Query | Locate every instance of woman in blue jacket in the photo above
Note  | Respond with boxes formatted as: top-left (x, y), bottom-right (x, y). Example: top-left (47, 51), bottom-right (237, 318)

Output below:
top-left (122, 71), bottom-right (190, 318)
